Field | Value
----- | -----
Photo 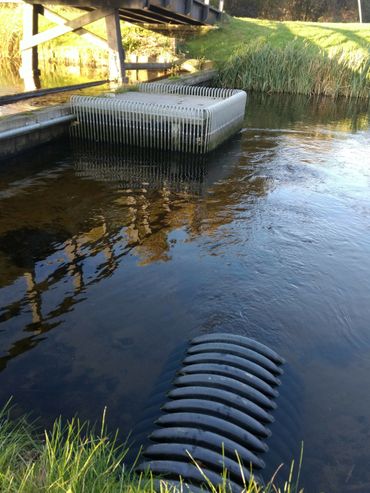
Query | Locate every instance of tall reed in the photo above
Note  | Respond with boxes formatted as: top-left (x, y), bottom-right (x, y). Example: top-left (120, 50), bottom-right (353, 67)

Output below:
top-left (0, 4), bottom-right (22, 66)
top-left (218, 39), bottom-right (370, 99)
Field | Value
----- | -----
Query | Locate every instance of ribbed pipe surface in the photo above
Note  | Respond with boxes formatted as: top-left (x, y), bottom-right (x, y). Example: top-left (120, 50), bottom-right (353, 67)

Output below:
top-left (137, 333), bottom-right (284, 492)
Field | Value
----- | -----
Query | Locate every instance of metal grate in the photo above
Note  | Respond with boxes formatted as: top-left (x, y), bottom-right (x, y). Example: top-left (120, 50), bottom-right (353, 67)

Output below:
top-left (136, 333), bottom-right (285, 491)
top-left (70, 84), bottom-right (246, 154)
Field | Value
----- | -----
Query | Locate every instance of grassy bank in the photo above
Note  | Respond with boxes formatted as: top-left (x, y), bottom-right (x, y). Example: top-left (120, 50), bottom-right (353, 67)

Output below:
top-left (186, 17), bottom-right (370, 98)
top-left (0, 404), bottom-right (303, 493)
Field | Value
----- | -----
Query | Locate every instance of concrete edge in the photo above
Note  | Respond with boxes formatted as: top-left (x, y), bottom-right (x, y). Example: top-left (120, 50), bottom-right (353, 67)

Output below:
top-left (0, 104), bottom-right (74, 161)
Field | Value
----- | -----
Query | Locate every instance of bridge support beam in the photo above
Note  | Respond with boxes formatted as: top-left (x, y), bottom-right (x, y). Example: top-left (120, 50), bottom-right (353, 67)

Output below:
top-left (19, 4), bottom-right (126, 88)
top-left (105, 10), bottom-right (126, 83)
top-left (42, 7), bottom-right (109, 51)
top-left (20, 3), bottom-right (42, 91)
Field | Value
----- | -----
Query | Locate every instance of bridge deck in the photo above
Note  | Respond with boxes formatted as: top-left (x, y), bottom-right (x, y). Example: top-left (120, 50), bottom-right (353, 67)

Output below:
top-left (25, 0), bottom-right (223, 25)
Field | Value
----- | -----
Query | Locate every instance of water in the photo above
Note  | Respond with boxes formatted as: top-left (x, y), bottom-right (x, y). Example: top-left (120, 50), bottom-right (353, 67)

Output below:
top-left (0, 93), bottom-right (370, 492)
top-left (0, 63), bottom-right (167, 116)
top-left (0, 62), bottom-right (109, 96)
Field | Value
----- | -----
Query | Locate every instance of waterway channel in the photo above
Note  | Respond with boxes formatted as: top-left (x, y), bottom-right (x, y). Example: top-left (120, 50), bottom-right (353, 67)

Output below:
top-left (0, 93), bottom-right (369, 492)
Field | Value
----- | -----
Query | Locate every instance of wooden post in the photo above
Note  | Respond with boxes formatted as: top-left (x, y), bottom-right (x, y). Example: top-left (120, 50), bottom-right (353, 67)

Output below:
top-left (43, 7), bottom-right (109, 51)
top-left (357, 0), bottom-right (363, 22)
top-left (203, 0), bottom-right (210, 22)
top-left (20, 3), bottom-right (41, 91)
top-left (184, 0), bottom-right (193, 15)
top-left (105, 10), bottom-right (126, 83)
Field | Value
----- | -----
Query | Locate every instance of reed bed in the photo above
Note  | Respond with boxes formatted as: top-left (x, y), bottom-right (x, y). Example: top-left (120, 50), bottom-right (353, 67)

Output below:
top-left (0, 5), bottom-right (22, 66)
top-left (0, 403), bottom-right (303, 493)
top-left (217, 39), bottom-right (370, 99)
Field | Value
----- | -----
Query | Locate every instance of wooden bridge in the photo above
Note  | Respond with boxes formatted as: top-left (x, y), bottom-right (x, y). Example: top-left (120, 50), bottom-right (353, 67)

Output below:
top-left (18, 0), bottom-right (224, 89)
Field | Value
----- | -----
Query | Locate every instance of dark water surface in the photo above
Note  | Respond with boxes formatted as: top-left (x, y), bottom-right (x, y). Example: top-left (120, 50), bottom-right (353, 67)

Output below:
top-left (0, 94), bottom-right (370, 492)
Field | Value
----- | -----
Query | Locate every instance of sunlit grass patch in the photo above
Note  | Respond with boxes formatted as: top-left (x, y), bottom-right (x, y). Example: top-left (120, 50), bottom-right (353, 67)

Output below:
top-left (184, 17), bottom-right (370, 98)
top-left (185, 17), bottom-right (370, 63)
top-left (0, 404), bottom-right (129, 493)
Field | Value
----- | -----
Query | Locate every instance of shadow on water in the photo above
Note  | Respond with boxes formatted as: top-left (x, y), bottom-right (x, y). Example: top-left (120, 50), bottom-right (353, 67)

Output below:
top-left (0, 94), bottom-right (369, 492)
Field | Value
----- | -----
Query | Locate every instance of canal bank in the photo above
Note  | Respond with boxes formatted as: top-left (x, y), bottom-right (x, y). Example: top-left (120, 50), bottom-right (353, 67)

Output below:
top-left (0, 105), bottom-right (73, 160)
top-left (186, 17), bottom-right (370, 99)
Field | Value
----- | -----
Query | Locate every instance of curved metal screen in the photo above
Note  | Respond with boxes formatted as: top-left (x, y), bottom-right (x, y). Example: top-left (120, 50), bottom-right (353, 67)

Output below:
top-left (70, 84), bottom-right (247, 154)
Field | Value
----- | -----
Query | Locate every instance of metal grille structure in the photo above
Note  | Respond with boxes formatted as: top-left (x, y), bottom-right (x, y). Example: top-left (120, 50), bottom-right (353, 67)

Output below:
top-left (70, 84), bottom-right (247, 154)
top-left (136, 333), bottom-right (285, 492)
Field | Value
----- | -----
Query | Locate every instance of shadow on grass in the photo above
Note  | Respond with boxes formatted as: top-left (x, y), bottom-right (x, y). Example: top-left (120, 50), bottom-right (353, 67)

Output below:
top-left (202, 18), bottom-right (370, 98)
top-left (188, 17), bottom-right (370, 58)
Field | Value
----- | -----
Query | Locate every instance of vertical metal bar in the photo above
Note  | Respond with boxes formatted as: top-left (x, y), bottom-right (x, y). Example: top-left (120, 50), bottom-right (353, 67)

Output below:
top-left (124, 104), bottom-right (129, 146)
top-left (108, 99), bottom-right (113, 143)
top-left (102, 100), bottom-right (106, 142)
top-left (113, 101), bottom-right (118, 143)
top-left (98, 101), bottom-right (103, 142)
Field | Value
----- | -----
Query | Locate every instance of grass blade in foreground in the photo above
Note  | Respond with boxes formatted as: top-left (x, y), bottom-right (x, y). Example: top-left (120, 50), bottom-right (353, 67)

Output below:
top-left (0, 403), bottom-right (303, 492)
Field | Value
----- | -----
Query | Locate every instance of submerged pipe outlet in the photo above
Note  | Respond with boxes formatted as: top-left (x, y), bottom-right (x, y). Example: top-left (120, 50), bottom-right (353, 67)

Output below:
top-left (136, 332), bottom-right (285, 492)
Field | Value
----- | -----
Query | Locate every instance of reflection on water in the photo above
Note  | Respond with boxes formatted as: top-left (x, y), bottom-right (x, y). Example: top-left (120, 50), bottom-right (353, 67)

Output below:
top-left (0, 62), bottom-right (108, 97)
top-left (0, 59), bottom-right (167, 95)
top-left (0, 62), bottom-right (167, 116)
top-left (0, 94), bottom-right (370, 492)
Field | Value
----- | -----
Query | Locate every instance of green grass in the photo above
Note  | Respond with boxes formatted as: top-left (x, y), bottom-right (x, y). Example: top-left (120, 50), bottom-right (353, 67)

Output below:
top-left (186, 17), bottom-right (370, 63)
top-left (0, 402), bottom-right (303, 493)
top-left (3, 3), bottom-right (369, 98)
top-left (185, 17), bottom-right (370, 98)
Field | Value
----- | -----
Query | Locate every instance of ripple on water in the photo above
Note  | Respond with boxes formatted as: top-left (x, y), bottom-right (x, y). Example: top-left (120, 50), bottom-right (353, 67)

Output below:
top-left (0, 94), bottom-right (369, 492)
